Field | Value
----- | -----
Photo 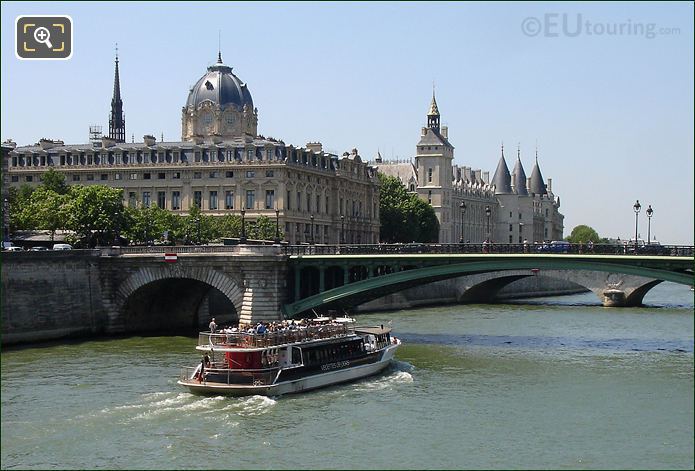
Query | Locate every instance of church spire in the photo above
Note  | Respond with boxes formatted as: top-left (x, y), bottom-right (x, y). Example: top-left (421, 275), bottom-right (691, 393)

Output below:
top-left (108, 45), bottom-right (126, 143)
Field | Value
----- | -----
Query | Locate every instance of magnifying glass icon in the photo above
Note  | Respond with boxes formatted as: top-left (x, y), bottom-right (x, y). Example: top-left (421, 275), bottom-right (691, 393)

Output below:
top-left (33, 27), bottom-right (53, 49)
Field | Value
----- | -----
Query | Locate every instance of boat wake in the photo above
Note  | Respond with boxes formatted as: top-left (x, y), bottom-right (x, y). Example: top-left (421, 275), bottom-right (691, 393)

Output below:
top-left (352, 361), bottom-right (414, 392)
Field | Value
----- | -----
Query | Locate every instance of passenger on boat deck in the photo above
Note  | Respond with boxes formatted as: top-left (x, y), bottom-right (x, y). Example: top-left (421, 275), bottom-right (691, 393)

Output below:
top-left (209, 318), bottom-right (217, 333)
top-left (204, 353), bottom-right (211, 368)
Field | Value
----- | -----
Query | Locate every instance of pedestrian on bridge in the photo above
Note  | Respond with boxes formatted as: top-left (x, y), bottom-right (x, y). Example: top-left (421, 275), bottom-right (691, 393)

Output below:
top-left (209, 318), bottom-right (217, 333)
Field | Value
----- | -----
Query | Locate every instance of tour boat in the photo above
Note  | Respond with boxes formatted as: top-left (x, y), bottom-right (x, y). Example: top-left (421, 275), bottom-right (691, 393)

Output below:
top-left (177, 317), bottom-right (401, 396)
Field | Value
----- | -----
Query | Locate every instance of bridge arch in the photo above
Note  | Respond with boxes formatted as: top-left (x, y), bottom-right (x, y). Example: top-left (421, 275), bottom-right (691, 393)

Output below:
top-left (284, 258), bottom-right (693, 317)
top-left (114, 266), bottom-right (244, 332)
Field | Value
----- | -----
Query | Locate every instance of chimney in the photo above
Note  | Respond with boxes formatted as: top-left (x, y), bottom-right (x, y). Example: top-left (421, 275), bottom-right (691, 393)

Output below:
top-left (101, 137), bottom-right (117, 148)
top-left (306, 142), bottom-right (323, 153)
top-left (441, 126), bottom-right (448, 139)
top-left (143, 135), bottom-right (156, 146)
top-left (547, 178), bottom-right (552, 192)
top-left (421, 127), bottom-right (427, 137)
top-left (482, 171), bottom-right (490, 184)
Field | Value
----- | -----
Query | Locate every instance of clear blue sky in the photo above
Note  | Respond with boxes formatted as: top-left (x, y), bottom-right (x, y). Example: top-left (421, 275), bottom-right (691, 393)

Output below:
top-left (2, 1), bottom-right (693, 244)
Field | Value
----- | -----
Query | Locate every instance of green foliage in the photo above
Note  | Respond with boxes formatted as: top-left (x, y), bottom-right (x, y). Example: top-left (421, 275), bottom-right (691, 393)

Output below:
top-left (566, 225), bottom-right (601, 244)
top-left (40, 168), bottom-right (69, 194)
top-left (378, 173), bottom-right (439, 243)
top-left (122, 204), bottom-right (175, 245)
top-left (26, 187), bottom-right (68, 240)
top-left (64, 185), bottom-right (125, 247)
top-left (247, 215), bottom-right (281, 241)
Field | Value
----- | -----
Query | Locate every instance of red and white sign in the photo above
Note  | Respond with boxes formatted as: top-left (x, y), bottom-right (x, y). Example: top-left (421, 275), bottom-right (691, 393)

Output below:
top-left (164, 253), bottom-right (178, 263)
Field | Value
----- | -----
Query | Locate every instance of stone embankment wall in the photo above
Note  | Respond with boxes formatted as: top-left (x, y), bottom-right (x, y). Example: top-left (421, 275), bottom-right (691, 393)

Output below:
top-left (1, 250), bottom-right (108, 345)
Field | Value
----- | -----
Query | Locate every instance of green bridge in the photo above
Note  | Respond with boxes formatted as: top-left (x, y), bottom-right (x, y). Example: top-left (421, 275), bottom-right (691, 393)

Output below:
top-left (283, 246), bottom-right (694, 317)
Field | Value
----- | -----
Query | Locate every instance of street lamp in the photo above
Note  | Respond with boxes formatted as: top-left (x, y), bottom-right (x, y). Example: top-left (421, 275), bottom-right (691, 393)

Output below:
top-left (485, 205), bottom-right (491, 243)
top-left (340, 215), bottom-right (344, 245)
top-left (633, 200), bottom-right (641, 251)
top-left (240, 209), bottom-right (247, 244)
top-left (310, 215), bottom-right (315, 245)
top-left (646, 205), bottom-right (653, 244)
top-left (274, 208), bottom-right (280, 243)
top-left (195, 217), bottom-right (201, 245)
top-left (459, 201), bottom-right (466, 244)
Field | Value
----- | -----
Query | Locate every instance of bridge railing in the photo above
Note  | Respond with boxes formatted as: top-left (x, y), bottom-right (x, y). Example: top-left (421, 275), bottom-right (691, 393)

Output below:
top-left (282, 243), bottom-right (695, 257)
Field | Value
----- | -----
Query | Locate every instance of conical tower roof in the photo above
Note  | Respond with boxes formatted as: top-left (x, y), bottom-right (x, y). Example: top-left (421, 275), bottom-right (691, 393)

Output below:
top-left (529, 152), bottom-right (547, 195)
top-left (428, 92), bottom-right (440, 116)
top-left (512, 148), bottom-right (528, 196)
top-left (492, 145), bottom-right (513, 194)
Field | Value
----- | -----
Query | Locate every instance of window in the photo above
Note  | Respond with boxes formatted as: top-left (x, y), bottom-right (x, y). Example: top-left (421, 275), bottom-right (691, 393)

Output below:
top-left (158, 172), bottom-right (166, 180)
top-left (428, 168), bottom-right (433, 183)
top-left (428, 191), bottom-right (432, 204)
top-left (265, 170), bottom-right (274, 177)
top-left (100, 174), bottom-right (108, 181)
top-left (129, 173), bottom-right (137, 180)
top-left (509, 224), bottom-right (513, 232)
top-left (193, 191), bottom-right (202, 208)
top-left (11, 176), bottom-right (18, 182)
top-left (26, 175), bottom-right (34, 182)
top-left (194, 151), bottom-right (201, 162)
top-left (265, 190), bottom-right (275, 209)
top-left (287, 190), bottom-right (291, 210)
top-left (247, 149), bottom-right (253, 161)
top-left (142, 191), bottom-right (151, 208)
top-left (128, 192), bottom-right (137, 208)
top-left (510, 211), bottom-right (513, 218)
top-left (509, 235), bottom-right (513, 243)
top-left (245, 190), bottom-right (255, 209)
top-left (306, 193), bottom-right (311, 212)
top-left (143, 173), bottom-right (151, 180)
top-left (157, 191), bottom-right (166, 209)
top-left (86, 174), bottom-right (94, 181)
top-left (297, 192), bottom-right (301, 211)
top-left (225, 191), bottom-right (234, 209)
top-left (209, 191), bottom-right (218, 210)
top-left (518, 213), bottom-right (522, 220)
top-left (194, 172), bottom-right (202, 179)
top-left (316, 195), bottom-right (321, 214)
top-left (226, 114), bottom-right (234, 124)
top-left (209, 171), bottom-right (219, 178)
top-left (246, 170), bottom-right (255, 178)
top-left (172, 191), bottom-right (181, 210)
top-left (173, 172), bottom-right (181, 179)
top-left (115, 173), bottom-right (122, 180)
top-left (225, 171), bottom-right (234, 178)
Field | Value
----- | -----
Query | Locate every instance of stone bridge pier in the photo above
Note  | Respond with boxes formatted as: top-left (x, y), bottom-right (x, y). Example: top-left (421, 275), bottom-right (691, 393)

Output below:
top-left (98, 246), bottom-right (288, 334)
top-left (457, 269), bottom-right (663, 307)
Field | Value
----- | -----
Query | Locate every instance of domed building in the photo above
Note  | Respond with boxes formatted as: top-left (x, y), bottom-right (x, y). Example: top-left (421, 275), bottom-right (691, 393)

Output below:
top-left (5, 52), bottom-right (381, 245)
top-left (182, 53), bottom-right (258, 141)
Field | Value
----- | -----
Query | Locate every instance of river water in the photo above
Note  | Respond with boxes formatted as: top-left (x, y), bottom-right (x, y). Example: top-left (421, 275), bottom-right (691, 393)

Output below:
top-left (2, 282), bottom-right (693, 469)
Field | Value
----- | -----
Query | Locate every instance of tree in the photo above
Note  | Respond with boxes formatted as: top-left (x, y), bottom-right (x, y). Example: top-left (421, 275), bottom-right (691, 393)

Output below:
top-left (41, 168), bottom-right (69, 195)
top-left (248, 215), bottom-right (281, 241)
top-left (64, 185), bottom-right (125, 247)
top-left (566, 225), bottom-right (600, 244)
top-left (122, 204), bottom-right (174, 245)
top-left (378, 173), bottom-right (439, 243)
top-left (26, 187), bottom-right (68, 241)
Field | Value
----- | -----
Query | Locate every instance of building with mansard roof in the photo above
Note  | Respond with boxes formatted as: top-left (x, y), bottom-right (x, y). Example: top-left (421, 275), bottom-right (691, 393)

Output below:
top-left (374, 93), bottom-right (564, 244)
top-left (5, 52), bottom-right (380, 245)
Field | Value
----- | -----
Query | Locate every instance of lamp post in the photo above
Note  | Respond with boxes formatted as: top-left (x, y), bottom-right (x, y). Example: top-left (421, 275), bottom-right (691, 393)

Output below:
top-left (240, 209), bottom-right (247, 244)
top-left (195, 216), bottom-right (201, 245)
top-left (340, 215), bottom-right (344, 245)
top-left (646, 205), bottom-right (653, 244)
top-left (3, 197), bottom-right (9, 244)
top-left (485, 205), bottom-right (491, 243)
top-left (310, 215), bottom-right (315, 245)
top-left (633, 200), bottom-right (641, 251)
top-left (274, 208), bottom-right (280, 243)
top-left (459, 201), bottom-right (466, 244)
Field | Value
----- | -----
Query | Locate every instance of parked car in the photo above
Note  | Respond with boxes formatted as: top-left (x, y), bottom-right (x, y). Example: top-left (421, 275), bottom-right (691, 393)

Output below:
top-left (52, 243), bottom-right (73, 250)
top-left (29, 246), bottom-right (49, 251)
top-left (538, 240), bottom-right (571, 253)
top-left (6, 246), bottom-right (23, 252)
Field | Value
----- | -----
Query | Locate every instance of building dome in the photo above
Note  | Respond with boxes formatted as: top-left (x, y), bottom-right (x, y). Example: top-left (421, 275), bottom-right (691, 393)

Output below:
top-left (185, 54), bottom-right (253, 111)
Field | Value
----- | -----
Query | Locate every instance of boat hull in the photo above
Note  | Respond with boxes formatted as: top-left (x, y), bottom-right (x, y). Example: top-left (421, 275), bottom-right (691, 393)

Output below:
top-left (178, 342), bottom-right (399, 397)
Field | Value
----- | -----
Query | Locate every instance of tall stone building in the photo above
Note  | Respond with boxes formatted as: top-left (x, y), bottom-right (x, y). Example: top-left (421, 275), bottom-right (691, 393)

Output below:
top-left (376, 93), bottom-right (564, 243)
top-left (5, 52), bottom-right (380, 245)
